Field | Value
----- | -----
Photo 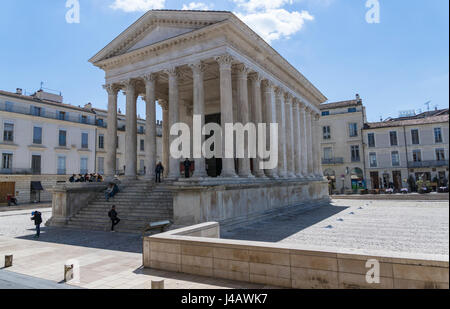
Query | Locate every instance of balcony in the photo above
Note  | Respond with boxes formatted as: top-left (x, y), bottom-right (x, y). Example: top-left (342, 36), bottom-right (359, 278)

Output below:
top-left (322, 157), bottom-right (344, 165)
top-left (408, 160), bottom-right (449, 168)
top-left (0, 103), bottom-right (96, 126)
top-left (0, 168), bottom-right (33, 175)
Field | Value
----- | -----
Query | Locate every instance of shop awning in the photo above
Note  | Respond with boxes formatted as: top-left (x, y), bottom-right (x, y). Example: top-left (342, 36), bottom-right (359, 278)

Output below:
top-left (31, 181), bottom-right (44, 191)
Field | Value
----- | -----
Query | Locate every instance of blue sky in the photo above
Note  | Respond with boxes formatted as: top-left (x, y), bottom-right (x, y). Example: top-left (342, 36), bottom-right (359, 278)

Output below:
top-left (0, 0), bottom-right (448, 122)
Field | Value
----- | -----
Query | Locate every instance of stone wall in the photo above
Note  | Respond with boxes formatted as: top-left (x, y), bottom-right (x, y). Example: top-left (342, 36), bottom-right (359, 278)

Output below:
top-left (172, 179), bottom-right (329, 226)
top-left (46, 183), bottom-right (108, 227)
top-left (143, 222), bottom-right (449, 289)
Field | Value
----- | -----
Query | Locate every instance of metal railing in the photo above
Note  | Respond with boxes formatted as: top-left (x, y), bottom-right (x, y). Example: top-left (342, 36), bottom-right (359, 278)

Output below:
top-left (322, 157), bottom-right (344, 165)
top-left (0, 102), bottom-right (96, 125)
top-left (408, 160), bottom-right (449, 168)
top-left (0, 168), bottom-right (33, 175)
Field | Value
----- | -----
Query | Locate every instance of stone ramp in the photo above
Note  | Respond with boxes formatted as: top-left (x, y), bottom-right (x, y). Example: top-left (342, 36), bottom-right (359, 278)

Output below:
top-left (65, 180), bottom-right (174, 234)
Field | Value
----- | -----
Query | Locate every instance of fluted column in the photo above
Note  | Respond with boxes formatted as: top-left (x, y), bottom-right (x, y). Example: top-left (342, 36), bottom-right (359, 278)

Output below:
top-left (143, 74), bottom-right (157, 180)
top-left (124, 80), bottom-right (138, 179)
top-left (166, 67), bottom-right (180, 180)
top-left (313, 113), bottom-right (323, 177)
top-left (292, 99), bottom-right (302, 177)
top-left (249, 73), bottom-right (265, 178)
top-left (216, 54), bottom-right (237, 178)
top-left (275, 87), bottom-right (287, 178)
top-left (262, 80), bottom-right (278, 178)
top-left (103, 84), bottom-right (119, 179)
top-left (235, 64), bottom-right (253, 178)
top-left (305, 107), bottom-right (314, 177)
top-left (284, 93), bottom-right (295, 178)
top-left (189, 62), bottom-right (208, 178)
top-left (299, 103), bottom-right (308, 177)
top-left (159, 100), bottom-right (169, 177)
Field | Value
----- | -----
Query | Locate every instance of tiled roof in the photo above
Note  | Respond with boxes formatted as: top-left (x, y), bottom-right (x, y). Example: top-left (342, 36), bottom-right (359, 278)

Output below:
top-left (319, 99), bottom-right (362, 110)
top-left (0, 90), bottom-right (94, 113)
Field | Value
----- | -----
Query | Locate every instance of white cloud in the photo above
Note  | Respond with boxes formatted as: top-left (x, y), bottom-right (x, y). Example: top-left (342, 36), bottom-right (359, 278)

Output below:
top-left (182, 2), bottom-right (213, 11)
top-left (110, 0), bottom-right (165, 12)
top-left (232, 0), bottom-right (314, 43)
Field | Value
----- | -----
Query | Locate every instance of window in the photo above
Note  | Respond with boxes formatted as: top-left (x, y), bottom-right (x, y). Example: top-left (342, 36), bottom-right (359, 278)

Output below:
top-left (31, 106), bottom-right (42, 116)
top-left (412, 150), bottom-right (422, 162)
top-left (31, 155), bottom-right (41, 174)
top-left (5, 101), bottom-right (13, 112)
top-left (57, 156), bottom-right (66, 175)
top-left (434, 128), bottom-right (443, 143)
top-left (436, 149), bottom-right (446, 161)
top-left (323, 147), bottom-right (333, 160)
top-left (321, 111), bottom-right (330, 116)
top-left (351, 145), bottom-right (360, 162)
top-left (140, 139), bottom-right (145, 152)
top-left (323, 126), bottom-right (331, 140)
top-left (80, 115), bottom-right (88, 124)
top-left (3, 123), bottom-right (14, 142)
top-left (2, 153), bottom-right (13, 170)
top-left (98, 157), bottom-right (104, 174)
top-left (349, 123), bottom-right (358, 137)
top-left (139, 126), bottom-right (144, 134)
top-left (369, 153), bottom-right (377, 168)
top-left (368, 133), bottom-right (375, 148)
top-left (390, 131), bottom-right (398, 146)
top-left (411, 129), bottom-right (420, 145)
top-left (82, 133), bottom-right (89, 149)
top-left (348, 108), bottom-right (357, 113)
top-left (98, 135), bottom-right (104, 149)
top-left (59, 130), bottom-right (67, 147)
top-left (58, 111), bottom-right (66, 121)
top-left (80, 157), bottom-right (88, 174)
top-left (97, 118), bottom-right (104, 127)
top-left (140, 160), bottom-right (145, 174)
top-left (116, 136), bottom-right (119, 149)
top-left (392, 151), bottom-right (400, 167)
top-left (33, 127), bottom-right (42, 144)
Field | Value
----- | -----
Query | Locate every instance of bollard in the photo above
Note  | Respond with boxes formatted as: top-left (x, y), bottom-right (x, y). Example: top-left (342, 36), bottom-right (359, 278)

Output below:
top-left (4, 255), bottom-right (13, 268)
top-left (151, 280), bottom-right (165, 289)
top-left (64, 264), bottom-right (74, 282)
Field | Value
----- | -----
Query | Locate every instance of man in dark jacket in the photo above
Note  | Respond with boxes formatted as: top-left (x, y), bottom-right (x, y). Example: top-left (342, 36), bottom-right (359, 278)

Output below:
top-left (155, 162), bottom-right (164, 183)
top-left (31, 211), bottom-right (43, 238)
top-left (108, 205), bottom-right (120, 232)
top-left (183, 159), bottom-right (191, 179)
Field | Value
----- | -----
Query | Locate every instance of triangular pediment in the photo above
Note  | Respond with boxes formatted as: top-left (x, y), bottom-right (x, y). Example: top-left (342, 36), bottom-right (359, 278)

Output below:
top-left (90, 10), bottom-right (232, 64)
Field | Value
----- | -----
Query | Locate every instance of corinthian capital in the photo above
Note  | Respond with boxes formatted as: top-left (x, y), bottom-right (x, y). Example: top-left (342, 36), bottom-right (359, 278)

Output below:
top-left (143, 73), bottom-right (157, 84)
top-left (164, 67), bottom-right (181, 80)
top-left (215, 54), bottom-right (234, 70)
top-left (249, 72), bottom-right (263, 84)
top-left (103, 84), bottom-right (120, 96)
top-left (274, 87), bottom-right (285, 98)
top-left (284, 93), bottom-right (293, 104)
top-left (234, 63), bottom-right (251, 77)
top-left (120, 79), bottom-right (137, 92)
top-left (189, 62), bottom-right (208, 75)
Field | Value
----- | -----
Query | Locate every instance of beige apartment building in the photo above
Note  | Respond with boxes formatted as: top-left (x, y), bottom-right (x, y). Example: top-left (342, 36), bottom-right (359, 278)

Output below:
top-left (0, 88), bottom-right (162, 205)
top-left (319, 95), bottom-right (367, 194)
top-left (363, 109), bottom-right (449, 191)
top-left (320, 94), bottom-right (449, 193)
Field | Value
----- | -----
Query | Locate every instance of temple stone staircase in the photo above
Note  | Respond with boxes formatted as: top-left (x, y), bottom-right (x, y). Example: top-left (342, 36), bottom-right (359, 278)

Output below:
top-left (65, 180), bottom-right (174, 234)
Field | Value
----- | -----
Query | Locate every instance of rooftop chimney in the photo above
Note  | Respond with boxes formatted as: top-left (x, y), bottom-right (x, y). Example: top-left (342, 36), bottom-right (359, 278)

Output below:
top-left (16, 88), bottom-right (23, 95)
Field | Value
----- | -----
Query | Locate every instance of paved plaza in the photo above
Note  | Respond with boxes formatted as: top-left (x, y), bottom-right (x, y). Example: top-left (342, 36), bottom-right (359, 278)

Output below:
top-left (0, 199), bottom-right (448, 289)
top-left (222, 199), bottom-right (449, 256)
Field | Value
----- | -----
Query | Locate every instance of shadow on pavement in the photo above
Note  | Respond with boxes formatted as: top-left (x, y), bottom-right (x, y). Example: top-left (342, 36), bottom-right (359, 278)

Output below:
top-left (221, 202), bottom-right (350, 242)
top-left (16, 227), bottom-right (143, 254)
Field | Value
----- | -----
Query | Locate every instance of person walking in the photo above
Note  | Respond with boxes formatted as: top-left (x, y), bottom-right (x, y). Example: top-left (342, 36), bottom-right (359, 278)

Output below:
top-left (183, 158), bottom-right (191, 179)
top-left (108, 205), bottom-right (120, 232)
top-left (31, 211), bottom-right (42, 238)
top-left (155, 162), bottom-right (164, 183)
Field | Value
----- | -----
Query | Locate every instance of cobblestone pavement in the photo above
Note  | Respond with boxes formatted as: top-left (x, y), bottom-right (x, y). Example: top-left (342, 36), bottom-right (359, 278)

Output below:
top-left (222, 199), bottom-right (449, 256)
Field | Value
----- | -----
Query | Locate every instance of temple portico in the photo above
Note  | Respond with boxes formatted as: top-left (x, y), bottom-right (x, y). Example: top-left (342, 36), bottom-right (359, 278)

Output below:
top-left (84, 10), bottom-right (329, 227)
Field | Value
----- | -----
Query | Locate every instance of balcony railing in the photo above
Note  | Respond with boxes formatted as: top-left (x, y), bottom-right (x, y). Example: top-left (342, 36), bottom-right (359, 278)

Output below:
top-left (409, 160), bottom-right (449, 168)
top-left (0, 168), bottom-right (33, 175)
top-left (0, 102), bottom-right (96, 126)
top-left (322, 157), bottom-right (344, 165)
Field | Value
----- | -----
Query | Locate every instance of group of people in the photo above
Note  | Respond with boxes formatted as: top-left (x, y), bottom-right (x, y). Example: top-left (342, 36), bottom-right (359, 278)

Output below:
top-left (69, 173), bottom-right (104, 183)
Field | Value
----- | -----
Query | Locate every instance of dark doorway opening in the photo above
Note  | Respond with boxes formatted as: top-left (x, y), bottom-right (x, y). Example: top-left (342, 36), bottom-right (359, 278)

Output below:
top-left (205, 113), bottom-right (222, 177)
